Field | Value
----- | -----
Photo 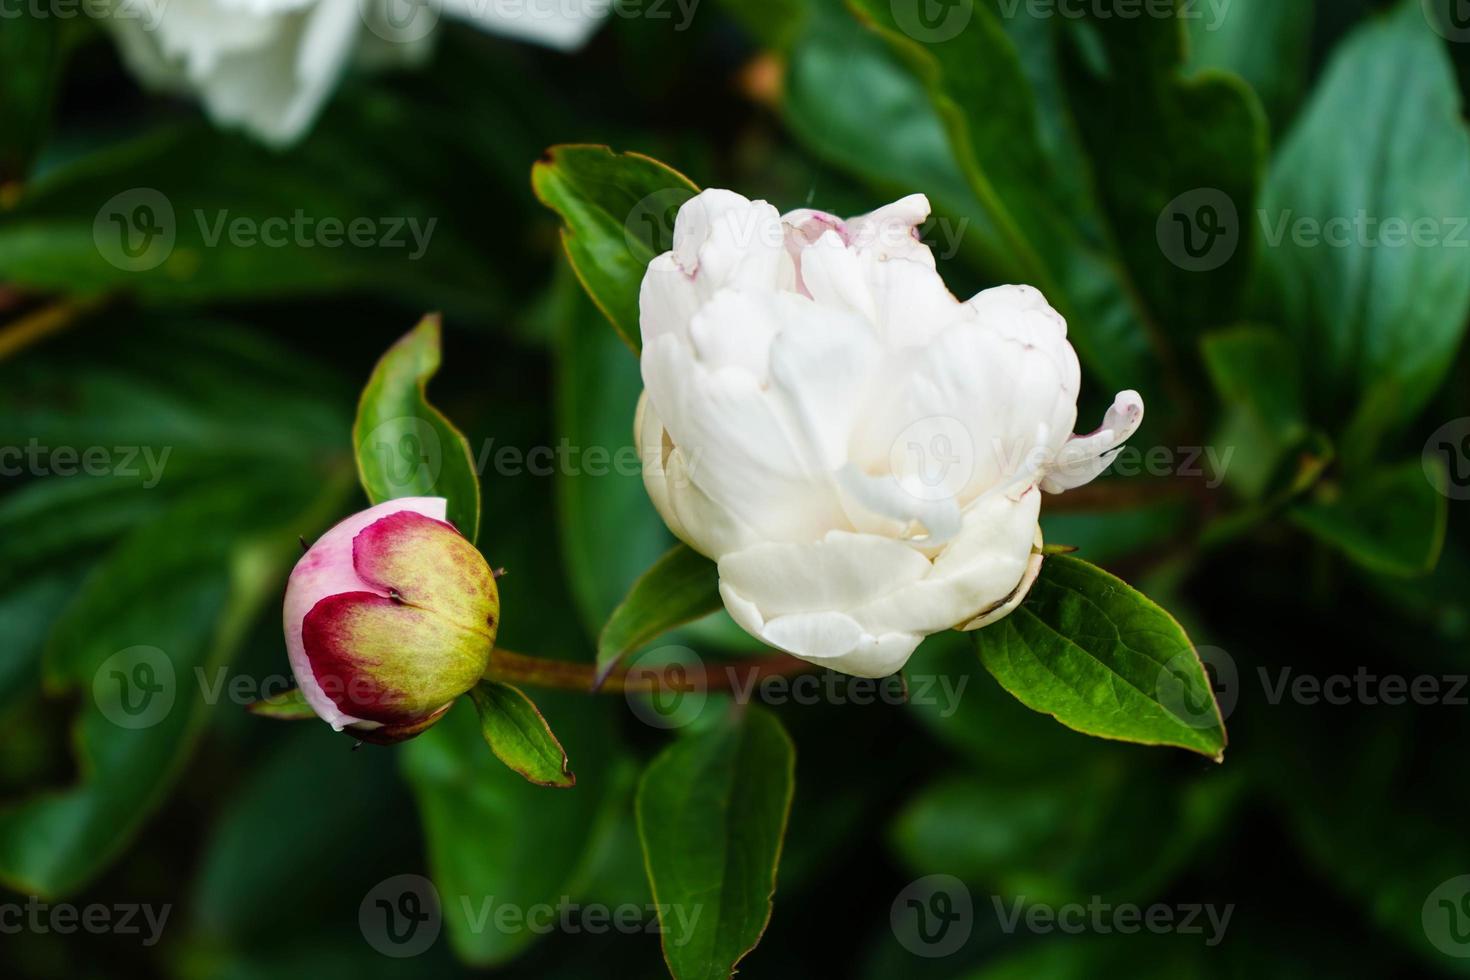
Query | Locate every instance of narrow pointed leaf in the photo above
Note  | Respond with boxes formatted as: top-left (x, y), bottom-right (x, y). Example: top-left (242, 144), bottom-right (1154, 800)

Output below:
top-left (246, 687), bottom-right (317, 721)
top-left (596, 543), bottom-right (722, 684)
top-left (468, 680), bottom-right (575, 789)
top-left (353, 314), bottom-right (481, 542)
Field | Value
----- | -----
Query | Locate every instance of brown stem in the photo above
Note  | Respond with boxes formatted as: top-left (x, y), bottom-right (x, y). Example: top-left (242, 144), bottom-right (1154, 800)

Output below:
top-left (484, 647), bottom-right (814, 694)
top-left (0, 294), bottom-right (107, 361)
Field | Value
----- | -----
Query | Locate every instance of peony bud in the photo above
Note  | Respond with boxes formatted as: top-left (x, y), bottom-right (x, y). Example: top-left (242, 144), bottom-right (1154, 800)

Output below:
top-left (636, 190), bottom-right (1144, 678)
top-left (283, 497), bottom-right (498, 743)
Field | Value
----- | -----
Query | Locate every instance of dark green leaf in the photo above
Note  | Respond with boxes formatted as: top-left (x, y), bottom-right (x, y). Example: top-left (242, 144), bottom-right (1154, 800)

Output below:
top-left (975, 555), bottom-right (1227, 760)
top-left (353, 314), bottom-right (481, 542)
top-left (468, 680), bottom-right (575, 788)
top-left (1255, 2), bottom-right (1470, 454)
top-left (637, 706), bottom-right (794, 980)
top-left (0, 16), bottom-right (75, 180)
top-left (1291, 460), bottom-right (1449, 577)
top-left (1185, 0), bottom-right (1313, 133)
top-left (596, 544), bottom-right (722, 684)
top-left (532, 145), bottom-right (698, 352)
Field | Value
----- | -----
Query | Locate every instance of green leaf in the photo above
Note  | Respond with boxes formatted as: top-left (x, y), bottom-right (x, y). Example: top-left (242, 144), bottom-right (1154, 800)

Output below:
top-left (0, 16), bottom-right (76, 180)
top-left (1200, 324), bottom-right (1307, 499)
top-left (1255, 2), bottom-right (1470, 453)
top-left (353, 314), bottom-right (481, 543)
top-left (1291, 460), bottom-right (1449, 577)
top-left (0, 120), bottom-right (494, 310)
top-left (596, 544), bottom-right (722, 684)
top-left (245, 687), bottom-right (317, 721)
top-left (1057, 1), bottom-right (1267, 334)
top-left (637, 706), bottom-right (795, 980)
top-left (467, 680), bottom-right (575, 788)
top-left (532, 144), bottom-right (698, 352)
top-left (1185, 0), bottom-right (1313, 133)
top-left (975, 555), bottom-right (1227, 760)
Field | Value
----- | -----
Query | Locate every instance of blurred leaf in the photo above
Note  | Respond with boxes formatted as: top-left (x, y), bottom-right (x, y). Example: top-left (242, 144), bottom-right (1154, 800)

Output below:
top-left (1185, 0), bottom-right (1313, 133)
top-left (353, 314), bottom-right (481, 542)
top-left (1058, 1), bottom-right (1267, 335)
top-left (596, 544), bottom-right (721, 684)
top-left (467, 680), bottom-right (575, 788)
top-left (0, 121), bottom-right (493, 308)
top-left (245, 687), bottom-right (316, 721)
top-left (1291, 460), bottom-right (1449, 577)
top-left (637, 706), bottom-right (794, 980)
top-left (532, 145), bottom-right (698, 352)
top-left (1040, 497), bottom-right (1193, 565)
top-left (716, 0), bottom-right (808, 49)
top-left (1200, 325), bottom-right (1307, 499)
top-left (0, 478), bottom-right (345, 896)
top-left (0, 16), bottom-right (77, 180)
top-left (976, 555), bottom-right (1227, 760)
top-left (1255, 1), bottom-right (1470, 456)
top-left (893, 763), bottom-right (1239, 907)
top-left (962, 933), bottom-right (1209, 979)
top-left (553, 272), bottom-right (670, 629)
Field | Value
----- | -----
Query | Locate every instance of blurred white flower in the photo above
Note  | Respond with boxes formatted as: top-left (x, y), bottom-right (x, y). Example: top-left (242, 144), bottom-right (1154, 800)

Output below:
top-left (636, 190), bottom-right (1144, 677)
top-left (101, 0), bottom-right (609, 146)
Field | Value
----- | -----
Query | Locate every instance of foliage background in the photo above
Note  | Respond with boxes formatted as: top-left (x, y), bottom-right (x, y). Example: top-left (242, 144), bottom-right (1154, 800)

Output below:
top-left (2, 0), bottom-right (1470, 976)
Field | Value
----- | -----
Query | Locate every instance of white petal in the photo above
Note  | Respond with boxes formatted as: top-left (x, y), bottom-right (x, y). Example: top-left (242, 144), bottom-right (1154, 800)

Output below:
top-left (1041, 389), bottom-right (1146, 493)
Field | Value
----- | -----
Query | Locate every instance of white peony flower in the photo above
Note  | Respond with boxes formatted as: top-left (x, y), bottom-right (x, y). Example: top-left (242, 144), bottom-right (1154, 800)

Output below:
top-left (100, 0), bottom-right (610, 146)
top-left (636, 190), bottom-right (1144, 678)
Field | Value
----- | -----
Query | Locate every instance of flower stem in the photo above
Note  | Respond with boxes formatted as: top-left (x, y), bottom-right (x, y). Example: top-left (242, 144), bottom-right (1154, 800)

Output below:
top-left (483, 647), bottom-right (814, 694)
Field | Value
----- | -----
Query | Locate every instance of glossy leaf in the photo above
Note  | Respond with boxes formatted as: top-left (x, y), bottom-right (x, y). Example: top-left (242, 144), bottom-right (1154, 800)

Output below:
top-left (975, 555), bottom-right (1227, 760)
top-left (596, 544), bottom-right (722, 684)
top-left (468, 680), bottom-right (575, 788)
top-left (637, 707), bottom-right (795, 980)
top-left (353, 315), bottom-right (481, 543)
top-left (532, 144), bottom-right (698, 352)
